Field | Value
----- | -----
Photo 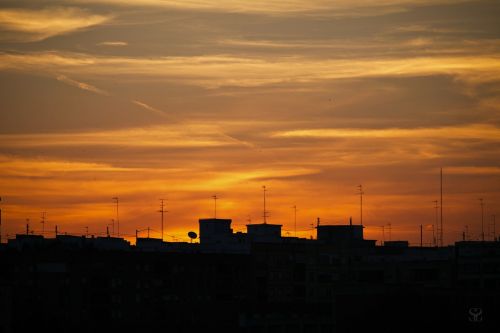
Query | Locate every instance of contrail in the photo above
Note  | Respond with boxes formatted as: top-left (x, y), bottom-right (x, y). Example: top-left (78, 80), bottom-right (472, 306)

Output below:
top-left (132, 100), bottom-right (256, 148)
top-left (132, 100), bottom-right (171, 119)
top-left (56, 75), bottom-right (110, 96)
top-left (56, 75), bottom-right (257, 149)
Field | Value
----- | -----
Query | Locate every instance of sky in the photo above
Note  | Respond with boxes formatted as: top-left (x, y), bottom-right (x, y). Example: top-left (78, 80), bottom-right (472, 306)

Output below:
top-left (0, 0), bottom-right (499, 245)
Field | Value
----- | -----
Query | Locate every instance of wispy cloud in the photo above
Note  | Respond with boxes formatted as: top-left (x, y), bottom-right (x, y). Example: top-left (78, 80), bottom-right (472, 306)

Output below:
top-left (0, 7), bottom-right (111, 42)
top-left (97, 41), bottom-right (128, 46)
top-left (445, 166), bottom-right (500, 175)
top-left (0, 124), bottom-right (246, 149)
top-left (272, 124), bottom-right (500, 140)
top-left (0, 155), bottom-right (131, 176)
top-left (1, 51), bottom-right (500, 88)
top-left (132, 100), bottom-right (167, 117)
top-left (74, 0), bottom-right (470, 17)
top-left (56, 75), bottom-right (110, 96)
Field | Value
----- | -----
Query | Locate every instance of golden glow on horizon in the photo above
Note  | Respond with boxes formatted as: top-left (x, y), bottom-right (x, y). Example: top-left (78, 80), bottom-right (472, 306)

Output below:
top-left (0, 0), bottom-right (499, 245)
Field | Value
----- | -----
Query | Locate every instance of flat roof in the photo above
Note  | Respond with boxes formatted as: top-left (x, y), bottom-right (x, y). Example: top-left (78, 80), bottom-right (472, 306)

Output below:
top-left (316, 225), bottom-right (364, 229)
top-left (246, 223), bottom-right (282, 227)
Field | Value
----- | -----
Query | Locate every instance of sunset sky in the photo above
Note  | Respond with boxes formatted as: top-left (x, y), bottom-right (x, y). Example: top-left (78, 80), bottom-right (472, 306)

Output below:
top-left (1, 0), bottom-right (499, 245)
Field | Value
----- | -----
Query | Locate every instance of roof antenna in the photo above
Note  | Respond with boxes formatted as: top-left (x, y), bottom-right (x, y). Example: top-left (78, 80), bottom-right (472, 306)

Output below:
top-left (112, 197), bottom-right (119, 237)
top-left (440, 168), bottom-right (443, 246)
top-left (492, 214), bottom-right (496, 241)
top-left (292, 205), bottom-right (297, 237)
top-left (158, 199), bottom-right (168, 241)
top-left (212, 195), bottom-right (218, 219)
top-left (262, 186), bottom-right (268, 224)
top-left (357, 184), bottom-right (364, 225)
top-left (433, 200), bottom-right (438, 247)
top-left (479, 198), bottom-right (484, 242)
top-left (40, 212), bottom-right (46, 236)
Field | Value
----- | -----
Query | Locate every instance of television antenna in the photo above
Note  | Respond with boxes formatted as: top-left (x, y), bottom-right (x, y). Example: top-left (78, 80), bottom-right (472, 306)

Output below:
top-left (158, 199), bottom-right (168, 241)
top-left (212, 195), bottom-right (218, 218)
top-left (40, 212), bottom-right (46, 236)
top-left (357, 185), bottom-right (364, 225)
top-left (112, 197), bottom-right (119, 236)
top-left (262, 186), bottom-right (269, 224)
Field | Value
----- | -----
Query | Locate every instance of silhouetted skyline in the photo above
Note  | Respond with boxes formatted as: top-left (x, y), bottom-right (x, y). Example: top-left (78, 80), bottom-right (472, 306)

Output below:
top-left (1, 216), bottom-right (499, 332)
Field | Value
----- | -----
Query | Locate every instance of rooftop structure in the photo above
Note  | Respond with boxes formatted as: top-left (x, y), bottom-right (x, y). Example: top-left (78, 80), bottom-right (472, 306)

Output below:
top-left (246, 223), bottom-right (282, 243)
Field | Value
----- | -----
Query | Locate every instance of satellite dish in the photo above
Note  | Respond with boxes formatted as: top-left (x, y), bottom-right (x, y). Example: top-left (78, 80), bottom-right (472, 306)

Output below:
top-left (188, 231), bottom-right (197, 239)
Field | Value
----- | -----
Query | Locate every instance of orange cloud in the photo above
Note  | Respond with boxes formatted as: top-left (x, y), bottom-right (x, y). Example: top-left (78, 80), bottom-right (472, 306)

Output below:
top-left (1, 52), bottom-right (499, 88)
top-left (0, 8), bottom-right (111, 42)
top-left (56, 75), bottom-right (110, 96)
top-left (74, 0), bottom-right (468, 16)
top-left (0, 124), bottom-right (243, 148)
top-left (272, 124), bottom-right (500, 140)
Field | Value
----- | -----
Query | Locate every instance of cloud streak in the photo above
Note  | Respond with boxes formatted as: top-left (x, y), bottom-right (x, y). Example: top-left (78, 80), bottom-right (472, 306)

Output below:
top-left (0, 7), bottom-right (111, 42)
top-left (0, 124), bottom-right (246, 149)
top-left (56, 74), bottom-right (110, 96)
top-left (1, 51), bottom-right (500, 88)
top-left (97, 41), bottom-right (128, 46)
top-left (74, 0), bottom-right (472, 16)
top-left (272, 124), bottom-right (500, 140)
top-left (132, 100), bottom-right (168, 118)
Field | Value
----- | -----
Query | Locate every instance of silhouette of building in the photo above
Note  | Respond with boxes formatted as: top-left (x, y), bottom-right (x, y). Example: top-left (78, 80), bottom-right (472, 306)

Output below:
top-left (1, 216), bottom-right (499, 332)
top-left (247, 223), bottom-right (282, 243)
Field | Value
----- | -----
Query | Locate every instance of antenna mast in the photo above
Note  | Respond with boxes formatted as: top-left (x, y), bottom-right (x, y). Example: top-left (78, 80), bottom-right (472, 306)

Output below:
top-left (381, 225), bottom-right (385, 246)
top-left (420, 224), bottom-right (423, 247)
top-left (262, 186), bottom-right (268, 224)
top-left (433, 200), bottom-right (438, 246)
top-left (479, 198), bottom-right (484, 242)
top-left (41, 212), bottom-right (46, 236)
top-left (292, 205), bottom-right (297, 237)
top-left (440, 168), bottom-right (443, 247)
top-left (112, 197), bottom-right (119, 237)
top-left (158, 199), bottom-right (168, 241)
top-left (492, 214), bottom-right (496, 241)
top-left (357, 185), bottom-right (364, 225)
top-left (212, 195), bottom-right (218, 219)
